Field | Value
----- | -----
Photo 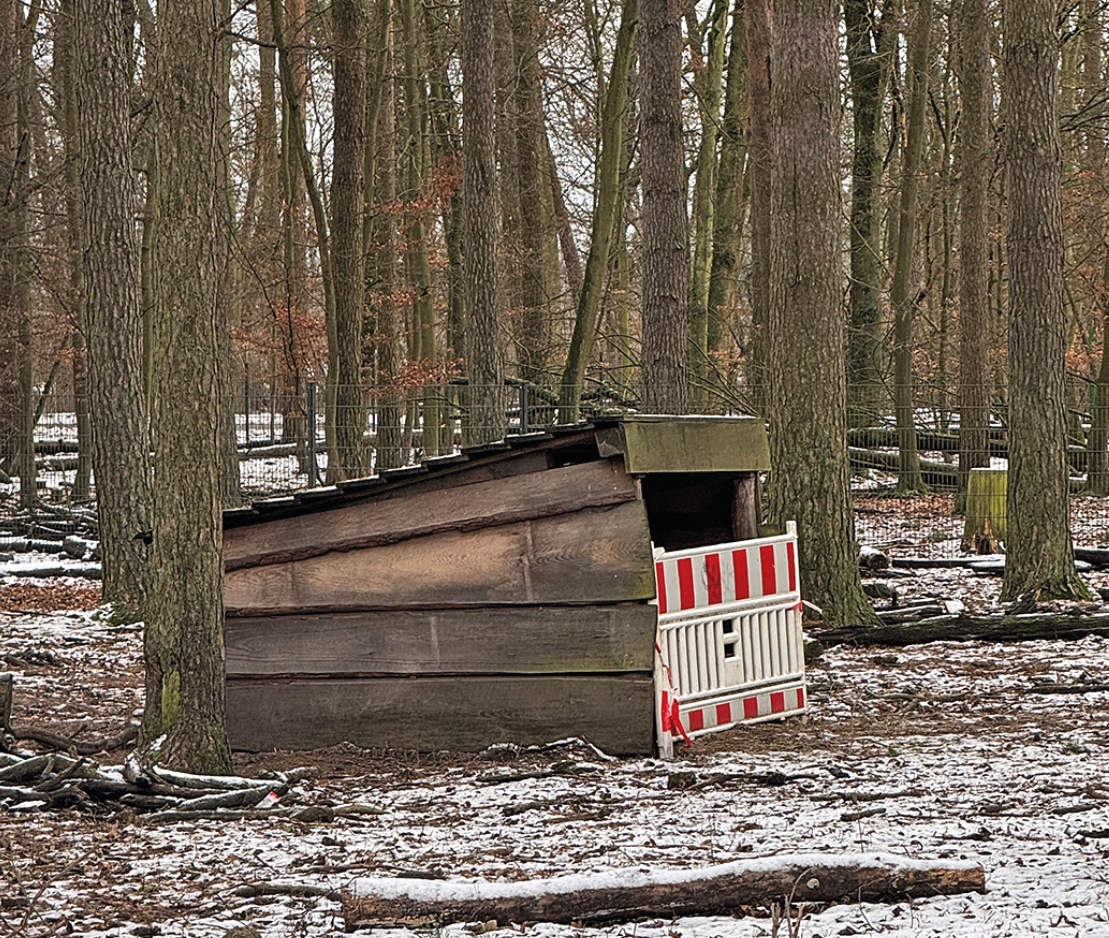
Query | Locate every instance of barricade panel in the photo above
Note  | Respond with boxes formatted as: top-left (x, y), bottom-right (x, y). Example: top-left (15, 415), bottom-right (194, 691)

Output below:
top-left (653, 522), bottom-right (806, 755)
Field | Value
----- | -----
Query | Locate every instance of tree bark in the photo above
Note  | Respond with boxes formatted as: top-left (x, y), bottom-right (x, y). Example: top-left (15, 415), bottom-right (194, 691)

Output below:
top-left (330, 0), bottom-right (368, 480)
top-left (639, 0), bottom-right (689, 414)
top-left (74, 0), bottom-right (153, 613)
top-left (462, 0), bottom-right (506, 444)
top-left (145, 0), bottom-right (233, 773)
top-left (1001, 0), bottom-right (1091, 604)
top-left (767, 0), bottom-right (876, 627)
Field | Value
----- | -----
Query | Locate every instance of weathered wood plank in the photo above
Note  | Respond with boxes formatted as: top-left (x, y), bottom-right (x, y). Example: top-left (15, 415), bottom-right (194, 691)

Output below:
top-left (225, 459), bottom-right (636, 571)
top-left (224, 500), bottom-right (655, 616)
top-left (224, 604), bottom-right (658, 676)
top-left (596, 417), bottom-right (770, 473)
top-left (225, 674), bottom-right (655, 754)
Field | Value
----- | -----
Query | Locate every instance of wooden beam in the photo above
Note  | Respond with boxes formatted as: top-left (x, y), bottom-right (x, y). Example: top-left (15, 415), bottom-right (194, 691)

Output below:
top-left (225, 674), bottom-right (655, 754)
top-left (224, 500), bottom-right (656, 616)
top-left (225, 458), bottom-right (637, 571)
top-left (225, 604), bottom-right (658, 676)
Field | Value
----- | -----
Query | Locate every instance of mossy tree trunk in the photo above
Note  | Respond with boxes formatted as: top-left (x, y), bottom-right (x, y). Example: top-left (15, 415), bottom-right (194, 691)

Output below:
top-left (144, 0), bottom-right (233, 773)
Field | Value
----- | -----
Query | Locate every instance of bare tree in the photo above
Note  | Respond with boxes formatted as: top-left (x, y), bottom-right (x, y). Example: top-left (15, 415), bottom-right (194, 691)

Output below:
top-left (73, 0), bottom-right (153, 613)
top-left (767, 0), bottom-right (876, 626)
top-left (1000, 0), bottom-right (1091, 604)
top-left (144, 0), bottom-right (234, 772)
top-left (640, 0), bottom-right (688, 413)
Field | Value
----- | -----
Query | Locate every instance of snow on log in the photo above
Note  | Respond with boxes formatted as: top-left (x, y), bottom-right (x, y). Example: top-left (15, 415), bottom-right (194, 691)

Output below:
top-left (341, 853), bottom-right (986, 928)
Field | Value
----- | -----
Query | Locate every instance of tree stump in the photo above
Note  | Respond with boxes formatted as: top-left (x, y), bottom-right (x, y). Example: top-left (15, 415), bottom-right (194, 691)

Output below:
top-left (962, 468), bottom-right (1006, 552)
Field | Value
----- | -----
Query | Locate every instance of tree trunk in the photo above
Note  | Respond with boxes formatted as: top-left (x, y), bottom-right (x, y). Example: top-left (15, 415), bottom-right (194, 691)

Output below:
top-left (890, 0), bottom-right (931, 494)
top-left (558, 0), bottom-right (638, 423)
top-left (767, 0), bottom-right (876, 627)
top-left (956, 0), bottom-right (993, 509)
top-left (1001, 0), bottom-right (1091, 604)
top-left (845, 0), bottom-right (899, 428)
top-left (743, 0), bottom-right (771, 413)
top-left (330, 0), bottom-right (367, 480)
top-left (398, 0), bottom-right (440, 456)
top-left (462, 0), bottom-right (506, 445)
top-left (687, 0), bottom-right (727, 408)
top-left (74, 0), bottom-right (153, 613)
top-left (640, 0), bottom-right (688, 414)
top-left (510, 0), bottom-right (553, 392)
top-left (705, 0), bottom-right (747, 395)
top-left (144, 0), bottom-right (233, 773)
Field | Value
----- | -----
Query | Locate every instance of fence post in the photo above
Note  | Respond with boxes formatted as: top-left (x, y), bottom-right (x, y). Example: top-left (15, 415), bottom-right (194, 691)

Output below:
top-left (306, 382), bottom-right (318, 488)
top-left (519, 383), bottom-right (529, 434)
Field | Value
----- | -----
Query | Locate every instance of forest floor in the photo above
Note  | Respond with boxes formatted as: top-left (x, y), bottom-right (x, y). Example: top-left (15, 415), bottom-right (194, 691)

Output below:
top-left (2, 494), bottom-right (1109, 938)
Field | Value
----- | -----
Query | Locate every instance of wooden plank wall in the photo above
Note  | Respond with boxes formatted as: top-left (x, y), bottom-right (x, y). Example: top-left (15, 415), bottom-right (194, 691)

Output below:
top-left (224, 456), bottom-right (659, 755)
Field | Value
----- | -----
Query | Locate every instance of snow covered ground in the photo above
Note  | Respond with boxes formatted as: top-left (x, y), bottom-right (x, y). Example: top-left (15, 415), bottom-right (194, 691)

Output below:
top-left (3, 604), bottom-right (1109, 937)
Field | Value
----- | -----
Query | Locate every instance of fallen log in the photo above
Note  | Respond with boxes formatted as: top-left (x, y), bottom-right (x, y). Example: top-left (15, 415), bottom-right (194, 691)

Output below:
top-left (341, 853), bottom-right (986, 928)
top-left (1027, 682), bottom-right (1109, 695)
top-left (817, 612), bottom-right (1109, 646)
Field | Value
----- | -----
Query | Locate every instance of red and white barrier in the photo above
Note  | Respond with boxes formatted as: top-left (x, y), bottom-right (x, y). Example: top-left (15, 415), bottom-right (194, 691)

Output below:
top-left (654, 522), bottom-right (806, 757)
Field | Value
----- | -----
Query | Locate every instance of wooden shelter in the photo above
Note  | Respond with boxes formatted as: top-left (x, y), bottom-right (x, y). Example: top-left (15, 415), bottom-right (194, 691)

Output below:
top-left (222, 416), bottom-right (770, 755)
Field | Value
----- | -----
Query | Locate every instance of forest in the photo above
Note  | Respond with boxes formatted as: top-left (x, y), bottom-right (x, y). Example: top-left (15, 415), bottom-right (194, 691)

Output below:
top-left (0, 0), bottom-right (1103, 757)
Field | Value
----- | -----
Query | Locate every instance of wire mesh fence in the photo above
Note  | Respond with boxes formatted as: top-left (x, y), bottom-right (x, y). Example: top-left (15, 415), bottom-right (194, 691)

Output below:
top-left (2, 379), bottom-right (1108, 560)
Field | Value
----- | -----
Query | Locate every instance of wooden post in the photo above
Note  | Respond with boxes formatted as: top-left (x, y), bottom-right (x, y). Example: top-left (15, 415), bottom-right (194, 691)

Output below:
top-left (962, 467), bottom-right (1007, 552)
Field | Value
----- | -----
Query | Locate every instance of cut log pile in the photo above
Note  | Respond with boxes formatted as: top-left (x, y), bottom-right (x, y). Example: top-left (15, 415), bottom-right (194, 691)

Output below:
top-left (0, 503), bottom-right (101, 576)
top-left (341, 853), bottom-right (986, 929)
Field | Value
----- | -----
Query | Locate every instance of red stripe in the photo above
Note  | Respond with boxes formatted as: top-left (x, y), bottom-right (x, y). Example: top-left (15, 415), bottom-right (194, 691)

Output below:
top-left (705, 552), bottom-right (723, 605)
top-left (787, 541), bottom-right (797, 591)
top-left (743, 696), bottom-right (759, 719)
top-left (660, 691), bottom-right (670, 731)
top-left (677, 557), bottom-right (695, 609)
top-left (770, 691), bottom-right (785, 714)
top-left (655, 561), bottom-right (668, 613)
top-left (760, 545), bottom-right (777, 597)
top-left (715, 702), bottom-right (732, 725)
top-left (796, 688), bottom-right (805, 709)
top-left (688, 709), bottom-right (705, 732)
top-left (732, 549), bottom-right (750, 599)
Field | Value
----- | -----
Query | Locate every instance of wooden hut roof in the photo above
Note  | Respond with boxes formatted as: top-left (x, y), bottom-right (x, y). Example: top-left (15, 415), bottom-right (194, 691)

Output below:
top-left (224, 415), bottom-right (768, 530)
